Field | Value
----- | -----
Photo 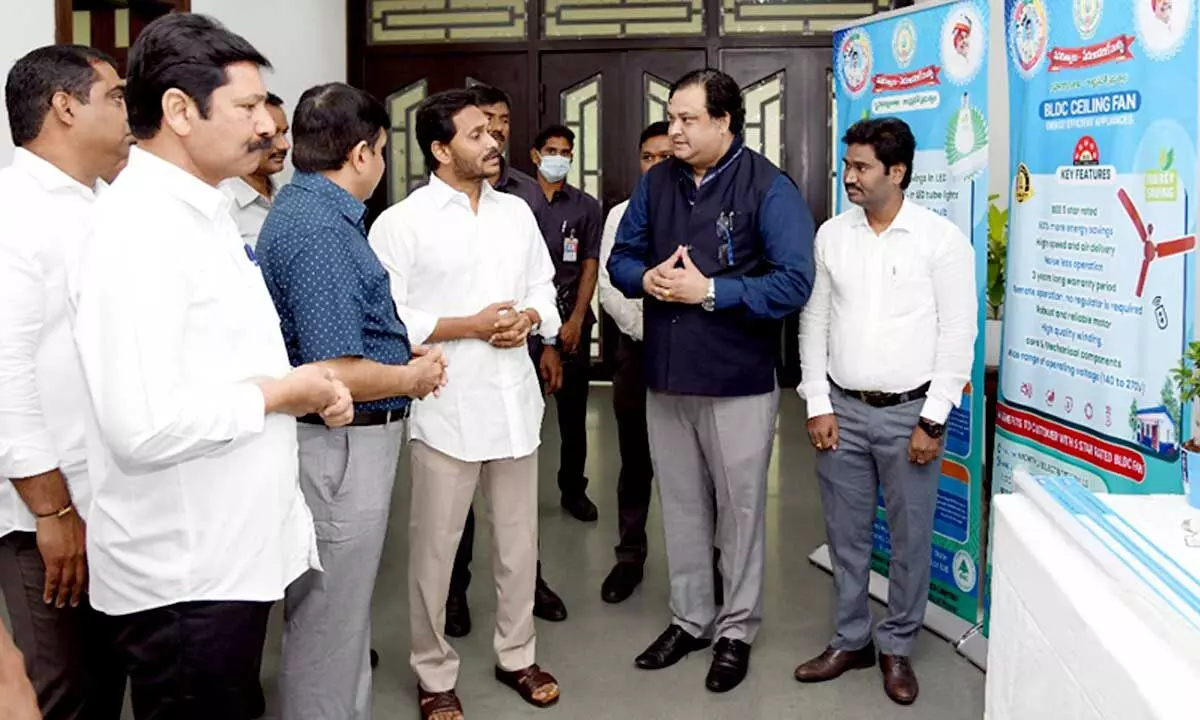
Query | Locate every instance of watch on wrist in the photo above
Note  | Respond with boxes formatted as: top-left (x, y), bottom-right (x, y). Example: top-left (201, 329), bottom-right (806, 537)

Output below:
top-left (917, 417), bottom-right (945, 439)
top-left (701, 278), bottom-right (716, 312)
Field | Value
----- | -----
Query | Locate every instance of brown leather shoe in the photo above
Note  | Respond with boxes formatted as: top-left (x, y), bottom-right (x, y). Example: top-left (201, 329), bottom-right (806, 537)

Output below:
top-left (879, 654), bottom-right (919, 705)
top-left (793, 642), bottom-right (876, 683)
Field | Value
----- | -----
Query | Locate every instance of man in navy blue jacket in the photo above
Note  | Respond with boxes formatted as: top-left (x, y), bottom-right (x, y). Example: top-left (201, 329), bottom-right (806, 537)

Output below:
top-left (608, 68), bottom-right (815, 693)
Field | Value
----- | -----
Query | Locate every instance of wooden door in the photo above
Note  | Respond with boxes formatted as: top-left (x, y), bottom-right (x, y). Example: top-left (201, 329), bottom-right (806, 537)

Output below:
top-left (538, 50), bottom-right (705, 375)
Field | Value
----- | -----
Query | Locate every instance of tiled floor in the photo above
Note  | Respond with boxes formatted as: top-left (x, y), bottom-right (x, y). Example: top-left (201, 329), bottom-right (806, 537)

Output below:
top-left (4, 388), bottom-right (985, 719)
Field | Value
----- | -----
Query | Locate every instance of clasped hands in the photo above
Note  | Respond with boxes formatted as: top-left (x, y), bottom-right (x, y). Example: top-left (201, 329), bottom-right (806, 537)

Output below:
top-left (642, 245), bottom-right (710, 305)
top-left (475, 301), bottom-right (537, 348)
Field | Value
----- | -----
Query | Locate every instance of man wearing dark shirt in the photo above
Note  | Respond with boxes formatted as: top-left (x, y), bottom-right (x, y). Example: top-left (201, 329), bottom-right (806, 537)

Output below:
top-left (609, 69), bottom-right (815, 693)
top-left (530, 123), bottom-right (603, 524)
top-left (257, 82), bottom-right (447, 719)
top-left (439, 85), bottom-right (568, 641)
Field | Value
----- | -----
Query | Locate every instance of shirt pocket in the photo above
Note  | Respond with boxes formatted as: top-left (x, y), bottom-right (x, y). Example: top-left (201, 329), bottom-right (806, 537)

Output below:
top-left (886, 253), bottom-right (934, 318)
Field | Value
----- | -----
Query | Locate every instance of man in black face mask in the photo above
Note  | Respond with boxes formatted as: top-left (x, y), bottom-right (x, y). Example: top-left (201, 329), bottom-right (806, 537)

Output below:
top-left (436, 85), bottom-right (569, 641)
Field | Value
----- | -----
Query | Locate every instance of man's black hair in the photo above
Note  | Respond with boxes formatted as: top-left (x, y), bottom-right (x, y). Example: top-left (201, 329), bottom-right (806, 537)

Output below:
top-left (533, 124), bottom-right (574, 151)
top-left (640, 120), bottom-right (669, 146)
top-left (292, 82), bottom-right (388, 172)
top-left (842, 117), bottom-right (917, 190)
top-left (669, 69), bottom-right (745, 135)
top-left (5, 44), bottom-right (118, 147)
top-left (415, 89), bottom-right (478, 170)
top-left (125, 13), bottom-right (271, 140)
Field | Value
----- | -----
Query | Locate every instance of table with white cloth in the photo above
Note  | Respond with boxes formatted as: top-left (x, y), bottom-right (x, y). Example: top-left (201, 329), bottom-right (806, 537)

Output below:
top-left (986, 470), bottom-right (1200, 720)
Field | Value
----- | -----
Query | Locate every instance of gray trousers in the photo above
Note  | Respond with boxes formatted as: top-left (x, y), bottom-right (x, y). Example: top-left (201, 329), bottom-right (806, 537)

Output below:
top-left (0, 531), bottom-right (124, 720)
top-left (815, 389), bottom-right (943, 657)
top-left (280, 421), bottom-right (404, 720)
top-left (647, 388), bottom-right (779, 644)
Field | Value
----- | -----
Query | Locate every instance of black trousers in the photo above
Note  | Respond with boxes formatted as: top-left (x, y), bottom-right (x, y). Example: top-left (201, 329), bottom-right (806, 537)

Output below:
top-left (612, 335), bottom-right (655, 565)
top-left (551, 330), bottom-right (592, 498)
top-left (0, 531), bottom-right (124, 720)
top-left (105, 599), bottom-right (272, 720)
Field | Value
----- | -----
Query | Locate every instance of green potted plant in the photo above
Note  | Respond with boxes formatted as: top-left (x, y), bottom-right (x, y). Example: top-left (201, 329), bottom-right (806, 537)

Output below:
top-left (1169, 340), bottom-right (1200, 508)
top-left (985, 194), bottom-right (1009, 367)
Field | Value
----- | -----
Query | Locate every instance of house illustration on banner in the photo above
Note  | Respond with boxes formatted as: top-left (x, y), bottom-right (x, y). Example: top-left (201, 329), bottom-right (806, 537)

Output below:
top-left (1135, 405), bottom-right (1178, 454)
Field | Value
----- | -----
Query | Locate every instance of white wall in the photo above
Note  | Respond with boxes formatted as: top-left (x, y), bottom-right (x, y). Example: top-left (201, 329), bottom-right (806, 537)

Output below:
top-left (0, 0), bottom-right (56, 166)
top-left (192, 0), bottom-right (348, 181)
top-left (192, 0), bottom-right (346, 112)
top-left (0, 1), bottom-right (346, 175)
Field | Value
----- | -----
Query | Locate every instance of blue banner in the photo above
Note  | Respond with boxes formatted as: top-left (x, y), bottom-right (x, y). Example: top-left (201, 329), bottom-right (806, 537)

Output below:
top-left (833, 0), bottom-right (990, 625)
top-left (987, 0), bottom-right (1199, 637)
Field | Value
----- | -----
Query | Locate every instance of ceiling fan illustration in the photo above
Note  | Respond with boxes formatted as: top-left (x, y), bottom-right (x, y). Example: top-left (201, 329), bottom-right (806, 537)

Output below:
top-left (1117, 188), bottom-right (1196, 297)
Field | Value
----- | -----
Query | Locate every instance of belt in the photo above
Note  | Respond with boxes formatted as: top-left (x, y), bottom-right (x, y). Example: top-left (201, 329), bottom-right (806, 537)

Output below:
top-left (829, 376), bottom-right (930, 408)
top-left (297, 406), bottom-right (409, 427)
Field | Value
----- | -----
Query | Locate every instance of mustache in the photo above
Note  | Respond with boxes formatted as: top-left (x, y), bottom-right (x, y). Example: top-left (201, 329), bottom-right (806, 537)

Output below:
top-left (483, 150), bottom-right (502, 162)
top-left (844, 184), bottom-right (862, 192)
top-left (248, 137), bottom-right (274, 153)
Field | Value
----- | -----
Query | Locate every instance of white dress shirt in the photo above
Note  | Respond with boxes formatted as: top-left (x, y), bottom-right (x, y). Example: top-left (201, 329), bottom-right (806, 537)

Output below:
top-left (219, 176), bottom-right (275, 249)
top-left (72, 147), bottom-right (320, 616)
top-left (0, 149), bottom-right (97, 539)
top-left (798, 198), bottom-right (977, 424)
top-left (369, 174), bottom-right (561, 463)
top-left (599, 200), bottom-right (644, 341)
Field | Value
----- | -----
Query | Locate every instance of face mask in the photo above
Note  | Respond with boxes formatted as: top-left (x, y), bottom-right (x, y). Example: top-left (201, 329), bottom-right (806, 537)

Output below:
top-left (538, 154), bottom-right (572, 183)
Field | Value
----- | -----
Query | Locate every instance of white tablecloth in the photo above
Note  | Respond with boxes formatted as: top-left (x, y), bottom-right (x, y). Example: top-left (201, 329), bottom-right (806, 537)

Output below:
top-left (986, 472), bottom-right (1200, 720)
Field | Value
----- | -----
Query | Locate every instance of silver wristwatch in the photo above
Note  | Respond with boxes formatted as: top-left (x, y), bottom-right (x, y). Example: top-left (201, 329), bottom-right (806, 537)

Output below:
top-left (701, 279), bottom-right (716, 312)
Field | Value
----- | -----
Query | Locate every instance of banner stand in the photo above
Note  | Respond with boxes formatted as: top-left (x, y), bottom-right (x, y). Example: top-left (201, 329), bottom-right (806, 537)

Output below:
top-left (956, 625), bottom-right (988, 670)
top-left (807, 544), bottom-right (978, 650)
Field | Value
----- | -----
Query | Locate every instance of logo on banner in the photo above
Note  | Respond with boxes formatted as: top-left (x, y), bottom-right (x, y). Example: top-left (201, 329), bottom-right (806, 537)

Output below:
top-left (953, 550), bottom-right (978, 592)
top-left (1048, 34), bottom-right (1136, 71)
top-left (1145, 147), bottom-right (1180, 202)
top-left (1074, 136), bottom-right (1100, 164)
top-left (893, 19), bottom-right (917, 67)
top-left (1074, 0), bottom-right (1104, 39)
top-left (838, 29), bottom-right (874, 98)
top-left (1010, 0), bottom-right (1050, 78)
top-left (1136, 0), bottom-right (1194, 60)
top-left (1058, 136), bottom-right (1115, 185)
top-left (942, 4), bottom-right (986, 84)
top-left (1015, 163), bottom-right (1035, 203)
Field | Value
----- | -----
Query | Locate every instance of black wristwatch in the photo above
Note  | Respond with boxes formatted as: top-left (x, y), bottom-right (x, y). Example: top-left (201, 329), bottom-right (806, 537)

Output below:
top-left (917, 417), bottom-right (945, 439)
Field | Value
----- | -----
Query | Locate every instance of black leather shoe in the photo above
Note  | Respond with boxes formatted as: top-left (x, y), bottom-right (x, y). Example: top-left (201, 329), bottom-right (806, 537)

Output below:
top-left (635, 625), bottom-right (710, 670)
top-left (561, 492), bottom-right (598, 522)
top-left (706, 638), bottom-right (751, 693)
top-left (879, 653), bottom-right (919, 705)
top-left (794, 642), bottom-right (876, 683)
top-left (601, 562), bottom-right (644, 603)
top-left (533, 577), bottom-right (568, 621)
top-left (445, 592), bottom-right (471, 638)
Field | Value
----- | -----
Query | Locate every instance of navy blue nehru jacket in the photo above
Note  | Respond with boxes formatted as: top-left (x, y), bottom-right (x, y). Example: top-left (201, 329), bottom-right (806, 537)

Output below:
top-left (607, 137), bottom-right (815, 397)
top-left (256, 172), bottom-right (412, 414)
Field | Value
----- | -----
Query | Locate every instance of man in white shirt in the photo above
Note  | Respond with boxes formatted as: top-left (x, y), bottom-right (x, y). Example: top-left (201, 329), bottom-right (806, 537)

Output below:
top-left (0, 44), bottom-right (130, 720)
top-left (597, 120), bottom-right (671, 604)
top-left (795, 117), bottom-right (976, 706)
top-left (370, 89), bottom-right (562, 719)
top-left (71, 14), bottom-right (353, 719)
top-left (220, 92), bottom-right (289, 249)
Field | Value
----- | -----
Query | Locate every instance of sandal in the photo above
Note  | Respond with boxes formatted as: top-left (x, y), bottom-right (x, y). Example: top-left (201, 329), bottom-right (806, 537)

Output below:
top-left (418, 687), bottom-right (464, 720)
top-left (494, 663), bottom-right (560, 708)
